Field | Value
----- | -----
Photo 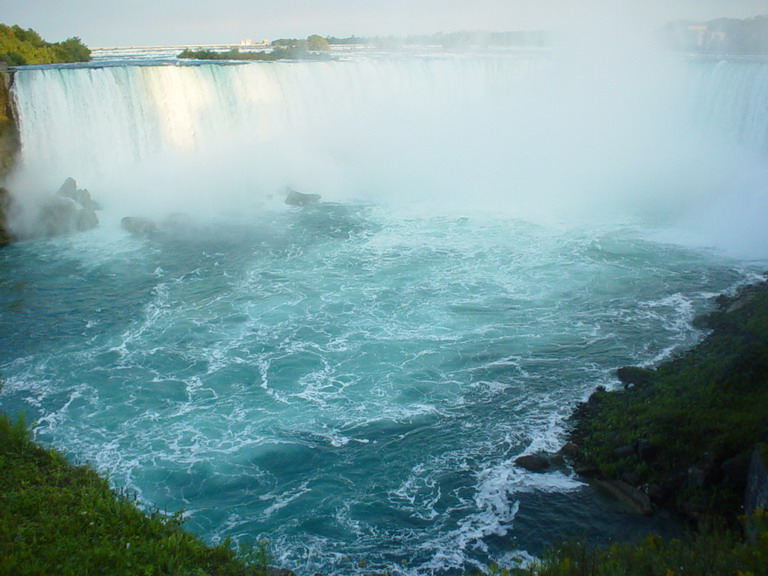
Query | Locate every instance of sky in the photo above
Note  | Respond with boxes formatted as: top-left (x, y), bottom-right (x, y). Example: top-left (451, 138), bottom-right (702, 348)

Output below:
top-left (3, 0), bottom-right (768, 47)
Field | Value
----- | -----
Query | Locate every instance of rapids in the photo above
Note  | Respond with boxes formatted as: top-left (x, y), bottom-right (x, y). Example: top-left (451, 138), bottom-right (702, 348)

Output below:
top-left (1, 49), bottom-right (768, 573)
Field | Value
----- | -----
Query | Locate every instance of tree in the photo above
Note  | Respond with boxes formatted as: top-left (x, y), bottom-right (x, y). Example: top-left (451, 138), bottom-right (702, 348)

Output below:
top-left (307, 34), bottom-right (330, 51)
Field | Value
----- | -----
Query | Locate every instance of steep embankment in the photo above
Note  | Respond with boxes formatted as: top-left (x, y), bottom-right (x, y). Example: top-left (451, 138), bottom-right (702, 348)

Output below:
top-left (569, 278), bottom-right (768, 524)
top-left (0, 63), bottom-right (16, 245)
top-left (0, 413), bottom-right (283, 576)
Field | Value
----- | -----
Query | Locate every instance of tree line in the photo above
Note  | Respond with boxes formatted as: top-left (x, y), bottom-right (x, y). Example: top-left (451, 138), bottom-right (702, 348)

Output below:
top-left (0, 24), bottom-right (91, 66)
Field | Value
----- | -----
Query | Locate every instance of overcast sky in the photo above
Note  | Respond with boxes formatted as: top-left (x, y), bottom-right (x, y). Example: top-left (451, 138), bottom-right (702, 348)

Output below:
top-left (4, 0), bottom-right (768, 47)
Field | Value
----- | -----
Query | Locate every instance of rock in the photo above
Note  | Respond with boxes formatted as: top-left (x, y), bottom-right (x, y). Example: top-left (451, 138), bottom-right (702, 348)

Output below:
top-left (617, 366), bottom-right (654, 389)
top-left (612, 444), bottom-right (635, 460)
top-left (720, 452), bottom-right (751, 491)
top-left (558, 441), bottom-right (580, 460)
top-left (594, 479), bottom-right (654, 515)
top-left (0, 187), bottom-right (12, 245)
top-left (38, 196), bottom-right (80, 236)
top-left (515, 453), bottom-right (552, 473)
top-left (57, 177), bottom-right (77, 197)
top-left (121, 216), bottom-right (157, 236)
top-left (745, 446), bottom-right (768, 517)
top-left (58, 177), bottom-right (101, 211)
top-left (76, 208), bottom-right (99, 231)
top-left (285, 188), bottom-right (321, 206)
top-left (574, 464), bottom-right (599, 477)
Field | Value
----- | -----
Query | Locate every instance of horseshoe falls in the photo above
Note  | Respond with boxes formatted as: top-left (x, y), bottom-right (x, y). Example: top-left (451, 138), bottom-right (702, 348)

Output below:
top-left (2, 50), bottom-right (768, 574)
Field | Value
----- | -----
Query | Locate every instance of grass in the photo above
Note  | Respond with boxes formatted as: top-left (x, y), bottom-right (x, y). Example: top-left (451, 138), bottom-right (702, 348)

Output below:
top-left (0, 411), bottom-right (274, 576)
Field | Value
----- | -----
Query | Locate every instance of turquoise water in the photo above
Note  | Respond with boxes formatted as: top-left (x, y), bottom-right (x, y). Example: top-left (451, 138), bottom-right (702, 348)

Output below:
top-left (3, 50), bottom-right (768, 574)
top-left (0, 202), bottom-right (756, 573)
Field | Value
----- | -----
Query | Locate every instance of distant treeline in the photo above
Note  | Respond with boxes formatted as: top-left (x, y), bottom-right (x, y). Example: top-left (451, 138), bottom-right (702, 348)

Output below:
top-left (178, 46), bottom-right (331, 62)
top-left (179, 34), bottom-right (332, 61)
top-left (0, 24), bottom-right (91, 65)
top-left (658, 15), bottom-right (768, 54)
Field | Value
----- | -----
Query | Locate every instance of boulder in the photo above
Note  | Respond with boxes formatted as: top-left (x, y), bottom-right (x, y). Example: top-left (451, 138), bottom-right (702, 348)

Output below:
top-left (558, 441), bottom-right (580, 460)
top-left (121, 216), bottom-right (157, 237)
top-left (594, 479), bottom-right (654, 515)
top-left (515, 453), bottom-right (553, 473)
top-left (0, 187), bottom-right (12, 245)
top-left (285, 188), bottom-right (321, 206)
top-left (617, 366), bottom-right (654, 389)
top-left (58, 177), bottom-right (101, 211)
top-left (38, 196), bottom-right (80, 236)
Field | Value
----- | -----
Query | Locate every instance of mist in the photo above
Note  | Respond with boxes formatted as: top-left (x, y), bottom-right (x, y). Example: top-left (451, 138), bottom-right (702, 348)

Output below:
top-left (6, 38), bottom-right (768, 258)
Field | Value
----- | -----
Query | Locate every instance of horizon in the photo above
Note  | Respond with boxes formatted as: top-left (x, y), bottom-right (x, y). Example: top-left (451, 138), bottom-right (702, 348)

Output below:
top-left (3, 0), bottom-right (767, 48)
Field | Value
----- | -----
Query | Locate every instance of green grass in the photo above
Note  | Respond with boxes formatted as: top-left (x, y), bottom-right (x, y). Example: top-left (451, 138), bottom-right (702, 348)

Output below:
top-left (0, 412), bottom-right (273, 576)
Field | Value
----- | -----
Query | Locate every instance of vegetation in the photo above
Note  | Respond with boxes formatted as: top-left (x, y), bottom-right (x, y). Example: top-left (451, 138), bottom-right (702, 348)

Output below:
top-left (486, 278), bottom-right (768, 575)
top-left (568, 278), bottom-right (768, 523)
top-left (178, 44), bottom-right (331, 62)
top-left (0, 412), bottom-right (275, 576)
top-left (0, 24), bottom-right (91, 65)
top-left (495, 514), bottom-right (768, 576)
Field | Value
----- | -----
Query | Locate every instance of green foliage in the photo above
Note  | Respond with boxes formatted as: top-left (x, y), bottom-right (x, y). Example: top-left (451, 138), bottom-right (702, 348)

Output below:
top-left (306, 35), bottom-right (330, 51)
top-left (0, 412), bottom-right (273, 575)
top-left (488, 514), bottom-right (768, 576)
top-left (178, 45), bottom-right (331, 62)
top-left (570, 279), bottom-right (768, 520)
top-left (0, 23), bottom-right (91, 65)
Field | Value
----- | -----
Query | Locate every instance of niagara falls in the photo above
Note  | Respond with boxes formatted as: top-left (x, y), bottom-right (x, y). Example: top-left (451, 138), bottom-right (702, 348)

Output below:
top-left (1, 3), bottom-right (768, 575)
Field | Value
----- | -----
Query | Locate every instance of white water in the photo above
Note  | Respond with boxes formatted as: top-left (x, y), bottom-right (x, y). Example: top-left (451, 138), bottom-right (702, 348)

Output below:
top-left (8, 52), bottom-right (768, 254)
top-left (2, 50), bottom-right (768, 574)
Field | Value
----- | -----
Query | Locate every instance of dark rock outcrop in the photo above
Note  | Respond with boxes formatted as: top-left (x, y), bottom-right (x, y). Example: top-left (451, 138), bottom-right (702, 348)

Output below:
top-left (121, 216), bottom-right (157, 237)
top-left (58, 177), bottom-right (101, 211)
top-left (0, 63), bottom-right (19, 179)
top-left (515, 453), bottom-right (553, 473)
top-left (36, 178), bottom-right (100, 236)
top-left (285, 187), bottom-right (321, 206)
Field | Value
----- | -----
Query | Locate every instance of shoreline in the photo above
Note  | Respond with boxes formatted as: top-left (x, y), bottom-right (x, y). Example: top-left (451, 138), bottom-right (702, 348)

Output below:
top-left (562, 277), bottom-right (768, 525)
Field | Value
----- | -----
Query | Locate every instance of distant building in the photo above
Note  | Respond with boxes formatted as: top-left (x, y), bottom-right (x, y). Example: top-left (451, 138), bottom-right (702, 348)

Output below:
top-left (687, 25), bottom-right (726, 49)
top-left (240, 39), bottom-right (270, 47)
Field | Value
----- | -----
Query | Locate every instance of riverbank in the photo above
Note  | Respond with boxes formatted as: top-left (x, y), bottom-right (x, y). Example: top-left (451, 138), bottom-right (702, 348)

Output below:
top-left (0, 412), bottom-right (287, 576)
top-left (567, 277), bottom-right (768, 525)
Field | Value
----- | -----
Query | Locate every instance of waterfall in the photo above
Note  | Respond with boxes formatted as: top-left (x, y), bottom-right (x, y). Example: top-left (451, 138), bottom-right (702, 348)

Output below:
top-left (7, 52), bottom-right (768, 252)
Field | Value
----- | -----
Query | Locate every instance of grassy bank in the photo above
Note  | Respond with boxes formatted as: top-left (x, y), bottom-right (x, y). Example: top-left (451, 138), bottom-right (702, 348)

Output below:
top-left (569, 278), bottom-right (768, 523)
top-left (0, 412), bottom-right (273, 576)
top-left (500, 277), bottom-right (768, 575)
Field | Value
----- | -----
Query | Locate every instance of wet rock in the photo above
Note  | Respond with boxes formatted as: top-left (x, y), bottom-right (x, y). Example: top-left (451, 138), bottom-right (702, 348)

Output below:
top-left (594, 479), bottom-right (654, 515)
top-left (121, 216), bottom-right (157, 236)
top-left (285, 187), bottom-right (321, 206)
top-left (0, 187), bottom-right (12, 245)
top-left (515, 453), bottom-right (552, 473)
top-left (558, 441), bottom-right (580, 460)
top-left (58, 177), bottom-right (101, 211)
top-left (617, 366), bottom-right (654, 389)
